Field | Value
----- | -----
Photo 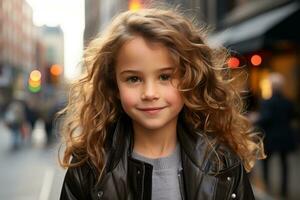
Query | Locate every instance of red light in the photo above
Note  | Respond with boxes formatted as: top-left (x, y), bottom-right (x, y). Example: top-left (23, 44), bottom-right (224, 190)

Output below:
top-left (228, 57), bottom-right (240, 69)
top-left (251, 54), bottom-right (262, 66)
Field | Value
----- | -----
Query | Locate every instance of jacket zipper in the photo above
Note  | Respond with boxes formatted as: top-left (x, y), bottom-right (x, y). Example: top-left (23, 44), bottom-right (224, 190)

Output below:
top-left (141, 164), bottom-right (145, 200)
top-left (178, 169), bottom-right (186, 200)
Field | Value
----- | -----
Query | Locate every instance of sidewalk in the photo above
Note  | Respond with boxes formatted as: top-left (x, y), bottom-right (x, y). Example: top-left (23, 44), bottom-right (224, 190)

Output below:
top-left (0, 120), bottom-right (65, 200)
top-left (251, 148), bottom-right (300, 200)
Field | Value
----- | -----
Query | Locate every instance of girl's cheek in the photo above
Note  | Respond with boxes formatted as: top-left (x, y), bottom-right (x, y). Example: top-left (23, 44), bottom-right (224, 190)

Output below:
top-left (166, 86), bottom-right (183, 102)
top-left (119, 89), bottom-right (138, 107)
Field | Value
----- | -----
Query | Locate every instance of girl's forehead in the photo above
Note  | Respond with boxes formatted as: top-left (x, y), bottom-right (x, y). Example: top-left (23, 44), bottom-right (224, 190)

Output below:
top-left (116, 36), bottom-right (175, 69)
top-left (120, 36), bottom-right (167, 54)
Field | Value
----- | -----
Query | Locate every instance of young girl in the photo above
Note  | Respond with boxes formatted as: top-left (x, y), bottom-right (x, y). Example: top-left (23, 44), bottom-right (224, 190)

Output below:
top-left (59, 8), bottom-right (265, 200)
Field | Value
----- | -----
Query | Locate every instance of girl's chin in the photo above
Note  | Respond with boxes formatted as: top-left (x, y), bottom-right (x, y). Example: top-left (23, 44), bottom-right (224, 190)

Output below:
top-left (132, 118), bottom-right (176, 132)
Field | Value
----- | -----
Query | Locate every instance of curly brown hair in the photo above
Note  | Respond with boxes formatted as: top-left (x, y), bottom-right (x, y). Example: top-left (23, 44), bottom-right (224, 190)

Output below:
top-left (59, 8), bottom-right (265, 176)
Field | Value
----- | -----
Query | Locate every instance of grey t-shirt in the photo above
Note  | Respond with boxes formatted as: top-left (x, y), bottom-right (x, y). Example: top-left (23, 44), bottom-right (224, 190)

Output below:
top-left (132, 144), bottom-right (183, 200)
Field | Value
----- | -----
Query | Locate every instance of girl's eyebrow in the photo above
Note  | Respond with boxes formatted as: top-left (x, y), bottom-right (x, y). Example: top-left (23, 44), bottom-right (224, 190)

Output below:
top-left (120, 67), bottom-right (175, 75)
top-left (159, 67), bottom-right (175, 71)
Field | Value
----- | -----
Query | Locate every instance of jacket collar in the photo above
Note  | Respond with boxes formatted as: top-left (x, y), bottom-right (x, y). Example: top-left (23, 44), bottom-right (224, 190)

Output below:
top-left (177, 122), bottom-right (212, 171)
top-left (105, 114), bottom-right (216, 173)
top-left (104, 114), bottom-right (132, 173)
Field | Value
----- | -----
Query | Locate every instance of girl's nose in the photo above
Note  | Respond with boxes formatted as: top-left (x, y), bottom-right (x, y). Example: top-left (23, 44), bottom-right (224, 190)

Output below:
top-left (141, 82), bottom-right (159, 101)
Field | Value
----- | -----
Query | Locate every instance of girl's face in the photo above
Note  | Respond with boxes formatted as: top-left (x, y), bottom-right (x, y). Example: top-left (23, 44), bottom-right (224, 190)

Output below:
top-left (116, 36), bottom-right (184, 132)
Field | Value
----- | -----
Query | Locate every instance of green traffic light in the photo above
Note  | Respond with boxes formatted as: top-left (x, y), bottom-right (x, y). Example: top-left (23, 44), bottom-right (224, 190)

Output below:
top-left (28, 84), bottom-right (41, 93)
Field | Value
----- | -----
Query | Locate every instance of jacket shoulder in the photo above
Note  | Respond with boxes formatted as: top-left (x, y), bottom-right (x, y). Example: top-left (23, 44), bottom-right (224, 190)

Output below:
top-left (60, 156), bottom-right (97, 200)
top-left (198, 134), bottom-right (241, 175)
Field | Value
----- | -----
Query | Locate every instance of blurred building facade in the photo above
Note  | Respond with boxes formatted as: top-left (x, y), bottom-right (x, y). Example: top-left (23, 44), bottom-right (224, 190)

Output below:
top-left (84, 0), bottom-right (101, 46)
top-left (0, 0), bottom-right (36, 106)
top-left (84, 0), bottom-right (128, 45)
top-left (36, 26), bottom-right (64, 97)
top-left (163, 0), bottom-right (236, 29)
top-left (84, 0), bottom-right (238, 45)
top-left (38, 26), bottom-right (64, 67)
top-left (0, 0), bottom-right (65, 115)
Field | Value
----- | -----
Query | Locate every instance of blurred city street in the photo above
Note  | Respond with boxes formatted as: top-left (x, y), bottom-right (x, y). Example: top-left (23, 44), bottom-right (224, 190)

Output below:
top-left (0, 0), bottom-right (300, 199)
top-left (0, 120), bottom-right (65, 200)
top-left (251, 149), bottom-right (300, 200)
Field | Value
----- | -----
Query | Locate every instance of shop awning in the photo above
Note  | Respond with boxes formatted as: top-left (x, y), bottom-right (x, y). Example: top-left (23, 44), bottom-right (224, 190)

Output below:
top-left (208, 2), bottom-right (300, 53)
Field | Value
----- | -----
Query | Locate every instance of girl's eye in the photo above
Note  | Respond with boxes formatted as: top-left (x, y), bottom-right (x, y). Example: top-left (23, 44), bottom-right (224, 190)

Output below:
top-left (126, 76), bottom-right (141, 83)
top-left (159, 74), bottom-right (171, 81)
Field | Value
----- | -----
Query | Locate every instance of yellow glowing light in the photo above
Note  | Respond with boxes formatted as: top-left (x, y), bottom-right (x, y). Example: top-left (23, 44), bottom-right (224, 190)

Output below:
top-left (129, 0), bottom-right (142, 11)
top-left (28, 79), bottom-right (41, 87)
top-left (30, 70), bottom-right (41, 81)
top-left (260, 78), bottom-right (272, 99)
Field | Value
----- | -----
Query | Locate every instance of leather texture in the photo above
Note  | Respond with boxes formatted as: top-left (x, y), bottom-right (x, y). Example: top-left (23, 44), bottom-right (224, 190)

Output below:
top-left (60, 115), bottom-right (255, 200)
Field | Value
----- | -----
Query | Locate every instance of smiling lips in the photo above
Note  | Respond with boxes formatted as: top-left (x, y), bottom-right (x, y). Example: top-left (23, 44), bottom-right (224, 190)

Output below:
top-left (137, 107), bottom-right (166, 115)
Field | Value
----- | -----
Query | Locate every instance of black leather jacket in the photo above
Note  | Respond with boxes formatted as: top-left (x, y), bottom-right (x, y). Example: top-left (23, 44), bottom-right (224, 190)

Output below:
top-left (60, 117), bottom-right (255, 200)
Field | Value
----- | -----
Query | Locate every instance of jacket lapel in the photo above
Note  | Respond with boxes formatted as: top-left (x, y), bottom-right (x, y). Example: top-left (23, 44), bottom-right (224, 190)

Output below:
top-left (178, 122), bottom-right (218, 200)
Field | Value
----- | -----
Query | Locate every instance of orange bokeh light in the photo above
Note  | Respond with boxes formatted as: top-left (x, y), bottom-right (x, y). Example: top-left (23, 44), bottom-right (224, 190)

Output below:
top-left (251, 54), bottom-right (262, 66)
top-left (228, 57), bottom-right (240, 69)
top-left (50, 64), bottom-right (62, 76)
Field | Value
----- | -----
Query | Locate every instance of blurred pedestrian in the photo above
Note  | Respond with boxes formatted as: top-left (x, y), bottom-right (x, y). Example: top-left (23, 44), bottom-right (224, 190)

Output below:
top-left (3, 97), bottom-right (26, 150)
top-left (256, 73), bottom-right (297, 198)
top-left (24, 98), bottom-right (39, 133)
top-left (40, 102), bottom-right (54, 146)
top-left (42, 97), bottom-right (66, 146)
top-left (19, 98), bottom-right (39, 146)
top-left (59, 8), bottom-right (265, 200)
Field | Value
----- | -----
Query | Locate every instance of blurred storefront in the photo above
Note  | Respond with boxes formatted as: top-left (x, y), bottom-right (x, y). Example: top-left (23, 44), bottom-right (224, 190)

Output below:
top-left (209, 0), bottom-right (300, 109)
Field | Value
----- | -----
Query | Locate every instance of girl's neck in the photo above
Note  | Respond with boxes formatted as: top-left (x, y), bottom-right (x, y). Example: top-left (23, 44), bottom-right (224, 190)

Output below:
top-left (133, 122), bottom-right (178, 159)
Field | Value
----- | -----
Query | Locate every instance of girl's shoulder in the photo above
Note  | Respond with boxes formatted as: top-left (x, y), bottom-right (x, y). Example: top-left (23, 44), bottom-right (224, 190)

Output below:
top-left (193, 131), bottom-right (242, 174)
top-left (67, 154), bottom-right (99, 181)
top-left (61, 155), bottom-right (98, 199)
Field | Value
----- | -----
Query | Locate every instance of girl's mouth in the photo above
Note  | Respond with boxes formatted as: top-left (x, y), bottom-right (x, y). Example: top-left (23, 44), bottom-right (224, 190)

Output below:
top-left (137, 107), bottom-right (165, 114)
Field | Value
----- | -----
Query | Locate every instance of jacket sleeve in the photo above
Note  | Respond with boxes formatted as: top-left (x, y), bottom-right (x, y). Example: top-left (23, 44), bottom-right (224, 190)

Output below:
top-left (60, 158), bottom-right (96, 200)
top-left (60, 167), bottom-right (88, 200)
